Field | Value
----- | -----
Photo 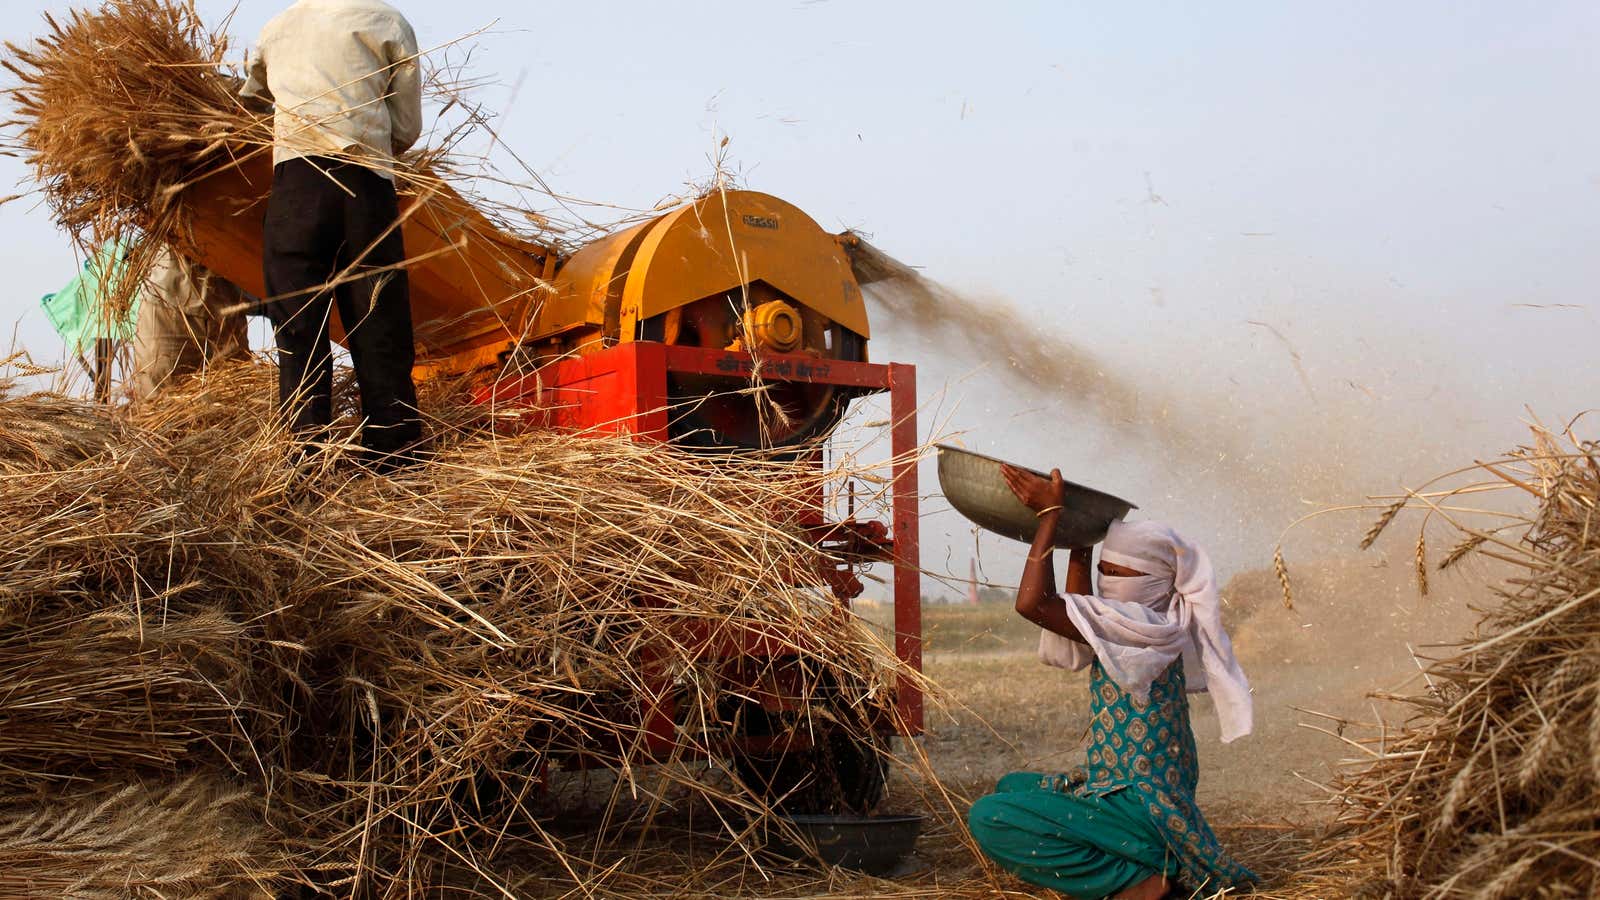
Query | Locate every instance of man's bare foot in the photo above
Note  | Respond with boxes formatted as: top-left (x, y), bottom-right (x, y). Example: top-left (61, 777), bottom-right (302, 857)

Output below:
top-left (1114, 873), bottom-right (1170, 900)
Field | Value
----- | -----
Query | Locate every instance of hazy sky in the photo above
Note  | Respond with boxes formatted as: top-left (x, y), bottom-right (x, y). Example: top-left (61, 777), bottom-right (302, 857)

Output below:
top-left (3, 1), bottom-right (1596, 588)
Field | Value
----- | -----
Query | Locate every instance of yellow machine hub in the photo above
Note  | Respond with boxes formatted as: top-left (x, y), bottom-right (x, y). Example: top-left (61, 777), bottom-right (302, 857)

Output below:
top-left (748, 299), bottom-right (803, 353)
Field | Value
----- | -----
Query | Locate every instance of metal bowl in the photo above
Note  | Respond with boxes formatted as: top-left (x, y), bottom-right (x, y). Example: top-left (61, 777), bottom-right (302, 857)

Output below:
top-left (770, 813), bottom-right (925, 875)
top-left (936, 444), bottom-right (1137, 548)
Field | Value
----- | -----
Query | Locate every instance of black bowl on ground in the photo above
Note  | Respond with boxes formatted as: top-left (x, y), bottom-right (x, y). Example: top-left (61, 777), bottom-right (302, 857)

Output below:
top-left (769, 813), bottom-right (925, 876)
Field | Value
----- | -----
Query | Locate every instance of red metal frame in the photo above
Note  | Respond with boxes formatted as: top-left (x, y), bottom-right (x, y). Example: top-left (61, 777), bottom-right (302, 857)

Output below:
top-left (888, 363), bottom-right (922, 731)
top-left (472, 343), bottom-right (923, 747)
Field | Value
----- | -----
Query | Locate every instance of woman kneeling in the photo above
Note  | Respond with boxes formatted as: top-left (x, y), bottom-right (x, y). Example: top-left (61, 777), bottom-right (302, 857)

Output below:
top-left (967, 465), bottom-right (1257, 899)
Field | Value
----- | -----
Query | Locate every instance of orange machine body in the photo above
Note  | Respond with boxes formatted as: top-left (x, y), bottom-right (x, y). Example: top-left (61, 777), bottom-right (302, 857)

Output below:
top-left (181, 156), bottom-right (868, 380)
top-left (182, 153), bottom-right (552, 361)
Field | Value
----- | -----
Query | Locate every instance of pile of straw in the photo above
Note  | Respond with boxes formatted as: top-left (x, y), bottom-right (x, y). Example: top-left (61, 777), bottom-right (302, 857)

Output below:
top-left (0, 362), bottom-right (926, 895)
top-left (1284, 423), bottom-right (1600, 897)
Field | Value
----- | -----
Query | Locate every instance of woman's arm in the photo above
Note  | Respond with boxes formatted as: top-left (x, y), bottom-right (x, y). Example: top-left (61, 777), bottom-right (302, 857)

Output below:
top-left (1002, 464), bottom-right (1088, 644)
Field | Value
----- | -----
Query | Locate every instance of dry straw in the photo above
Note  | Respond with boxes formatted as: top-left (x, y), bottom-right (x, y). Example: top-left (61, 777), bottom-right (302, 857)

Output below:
top-left (0, 361), bottom-right (960, 895)
top-left (1270, 423), bottom-right (1600, 898)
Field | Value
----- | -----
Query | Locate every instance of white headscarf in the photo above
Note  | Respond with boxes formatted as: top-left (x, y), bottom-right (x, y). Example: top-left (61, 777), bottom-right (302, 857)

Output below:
top-left (1037, 520), bottom-right (1253, 742)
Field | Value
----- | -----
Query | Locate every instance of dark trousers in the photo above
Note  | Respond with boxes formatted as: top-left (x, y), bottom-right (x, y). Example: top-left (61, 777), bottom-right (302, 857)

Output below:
top-left (263, 157), bottom-right (421, 460)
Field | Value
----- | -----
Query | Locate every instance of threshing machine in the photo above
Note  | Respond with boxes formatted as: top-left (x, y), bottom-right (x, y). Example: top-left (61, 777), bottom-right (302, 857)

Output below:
top-left (182, 161), bottom-right (922, 811)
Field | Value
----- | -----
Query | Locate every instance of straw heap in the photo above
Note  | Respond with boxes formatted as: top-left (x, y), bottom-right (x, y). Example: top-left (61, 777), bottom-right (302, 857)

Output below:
top-left (0, 362), bottom-right (925, 895)
top-left (1286, 424), bottom-right (1600, 897)
top-left (1, 1), bottom-right (253, 229)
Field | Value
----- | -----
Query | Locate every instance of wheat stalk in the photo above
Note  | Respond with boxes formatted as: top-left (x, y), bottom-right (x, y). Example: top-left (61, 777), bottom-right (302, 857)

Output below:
top-left (1414, 531), bottom-right (1430, 597)
top-left (1589, 678), bottom-right (1600, 787)
top-left (1438, 534), bottom-right (1487, 571)
top-left (1518, 717), bottom-right (1559, 792)
top-left (1273, 546), bottom-right (1294, 610)
top-left (1470, 850), bottom-right (1537, 900)
top-left (1435, 755), bottom-right (1475, 833)
top-left (1359, 497), bottom-right (1407, 550)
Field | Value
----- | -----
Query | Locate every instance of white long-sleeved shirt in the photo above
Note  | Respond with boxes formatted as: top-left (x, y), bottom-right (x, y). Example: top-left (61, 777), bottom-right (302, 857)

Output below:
top-left (241, 0), bottom-right (422, 180)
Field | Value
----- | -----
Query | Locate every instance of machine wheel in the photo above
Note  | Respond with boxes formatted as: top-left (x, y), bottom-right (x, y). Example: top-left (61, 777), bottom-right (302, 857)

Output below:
top-left (717, 664), bottom-right (888, 816)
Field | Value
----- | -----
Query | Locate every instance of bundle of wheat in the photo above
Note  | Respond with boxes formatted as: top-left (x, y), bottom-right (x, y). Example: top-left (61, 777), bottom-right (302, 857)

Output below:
top-left (0, 778), bottom-right (281, 899)
top-left (0, 362), bottom-right (932, 894)
top-left (1274, 423), bottom-right (1600, 898)
top-left (2, 0), bottom-right (577, 353)
top-left (1, 0), bottom-right (264, 314)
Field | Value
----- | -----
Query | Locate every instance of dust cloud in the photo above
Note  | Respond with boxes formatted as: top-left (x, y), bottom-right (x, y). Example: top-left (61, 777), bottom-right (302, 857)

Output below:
top-left (865, 272), bottom-right (1213, 441)
top-left (853, 247), bottom-right (1371, 537)
top-left (844, 235), bottom-right (1503, 585)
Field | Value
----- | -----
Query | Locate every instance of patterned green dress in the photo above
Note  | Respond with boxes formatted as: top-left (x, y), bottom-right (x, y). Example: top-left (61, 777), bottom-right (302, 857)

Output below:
top-left (968, 658), bottom-right (1255, 897)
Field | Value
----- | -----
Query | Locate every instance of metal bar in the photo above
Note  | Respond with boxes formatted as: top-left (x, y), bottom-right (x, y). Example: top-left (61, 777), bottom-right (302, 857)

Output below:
top-left (662, 344), bottom-right (892, 390)
top-left (476, 342), bottom-right (895, 408)
top-left (887, 363), bottom-right (923, 734)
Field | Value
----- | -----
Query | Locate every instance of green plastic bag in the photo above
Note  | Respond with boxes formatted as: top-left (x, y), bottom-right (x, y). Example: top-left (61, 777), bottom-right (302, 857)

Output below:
top-left (40, 241), bottom-right (142, 352)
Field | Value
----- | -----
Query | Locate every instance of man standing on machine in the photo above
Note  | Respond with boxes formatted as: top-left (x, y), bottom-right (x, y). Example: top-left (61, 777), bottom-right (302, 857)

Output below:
top-left (242, 0), bottom-right (425, 471)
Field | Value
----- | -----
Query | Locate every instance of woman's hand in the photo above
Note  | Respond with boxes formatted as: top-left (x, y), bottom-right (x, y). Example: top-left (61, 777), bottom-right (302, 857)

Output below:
top-left (1008, 465), bottom-right (1090, 645)
top-left (1001, 463), bottom-right (1066, 516)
